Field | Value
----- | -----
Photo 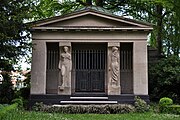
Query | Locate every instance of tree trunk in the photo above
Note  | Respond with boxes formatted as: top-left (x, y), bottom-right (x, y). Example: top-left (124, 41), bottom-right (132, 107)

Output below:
top-left (156, 5), bottom-right (163, 56)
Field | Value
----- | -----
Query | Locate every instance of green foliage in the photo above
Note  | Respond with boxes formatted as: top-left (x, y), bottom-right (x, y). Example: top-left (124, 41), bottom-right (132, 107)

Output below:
top-left (159, 97), bottom-right (180, 114)
top-left (30, 0), bottom-right (81, 20)
top-left (13, 87), bottom-right (30, 109)
top-left (11, 98), bottom-right (23, 109)
top-left (0, 103), bottom-right (18, 119)
top-left (32, 102), bottom-right (44, 111)
top-left (149, 56), bottom-right (180, 103)
top-left (134, 96), bottom-right (150, 113)
top-left (32, 103), bottom-right (135, 114)
top-left (167, 105), bottom-right (180, 115)
top-left (0, 1), bottom-right (32, 104)
top-left (159, 97), bottom-right (173, 113)
top-left (19, 87), bottom-right (30, 100)
top-left (159, 97), bottom-right (173, 106)
top-left (0, 0), bottom-right (33, 71)
top-left (0, 73), bottom-right (14, 104)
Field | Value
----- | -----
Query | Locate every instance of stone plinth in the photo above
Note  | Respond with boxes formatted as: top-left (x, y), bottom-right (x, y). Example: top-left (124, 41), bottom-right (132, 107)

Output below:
top-left (58, 86), bottom-right (71, 95)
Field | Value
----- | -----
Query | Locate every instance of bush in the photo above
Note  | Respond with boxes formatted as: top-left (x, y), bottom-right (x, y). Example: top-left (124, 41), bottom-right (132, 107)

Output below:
top-left (11, 98), bottom-right (23, 109)
top-left (32, 102), bottom-right (45, 111)
top-left (0, 103), bottom-right (18, 119)
top-left (149, 56), bottom-right (180, 103)
top-left (14, 87), bottom-right (30, 109)
top-left (159, 97), bottom-right (173, 113)
top-left (134, 96), bottom-right (150, 113)
top-left (158, 97), bottom-right (180, 114)
top-left (0, 73), bottom-right (14, 104)
top-left (32, 103), bottom-right (135, 114)
top-left (159, 97), bottom-right (173, 106)
top-left (19, 87), bottom-right (30, 100)
top-left (167, 105), bottom-right (180, 115)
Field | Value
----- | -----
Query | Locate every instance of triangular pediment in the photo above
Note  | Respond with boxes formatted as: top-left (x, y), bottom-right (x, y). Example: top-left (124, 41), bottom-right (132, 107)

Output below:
top-left (31, 8), bottom-right (152, 29)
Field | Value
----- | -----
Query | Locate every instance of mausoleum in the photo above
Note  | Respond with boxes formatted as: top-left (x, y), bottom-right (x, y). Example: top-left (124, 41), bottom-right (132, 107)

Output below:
top-left (30, 6), bottom-right (153, 105)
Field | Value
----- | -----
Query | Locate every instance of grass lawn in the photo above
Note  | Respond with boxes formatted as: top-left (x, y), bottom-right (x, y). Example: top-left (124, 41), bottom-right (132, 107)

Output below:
top-left (4, 110), bottom-right (180, 120)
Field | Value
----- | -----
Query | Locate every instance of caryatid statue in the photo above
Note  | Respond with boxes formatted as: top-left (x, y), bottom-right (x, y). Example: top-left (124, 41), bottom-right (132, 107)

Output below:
top-left (58, 46), bottom-right (72, 87)
top-left (109, 46), bottom-right (120, 86)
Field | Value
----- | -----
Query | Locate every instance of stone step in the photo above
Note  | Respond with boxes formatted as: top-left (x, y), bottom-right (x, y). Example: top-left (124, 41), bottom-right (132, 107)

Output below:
top-left (60, 100), bottom-right (117, 104)
top-left (70, 97), bottom-right (108, 100)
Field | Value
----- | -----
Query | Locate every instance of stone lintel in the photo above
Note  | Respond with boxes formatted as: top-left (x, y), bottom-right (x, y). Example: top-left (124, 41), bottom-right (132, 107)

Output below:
top-left (108, 42), bottom-right (120, 47)
top-left (59, 42), bottom-right (71, 47)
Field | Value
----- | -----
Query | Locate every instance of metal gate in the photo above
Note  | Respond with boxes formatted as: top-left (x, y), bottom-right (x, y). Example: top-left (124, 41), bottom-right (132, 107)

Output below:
top-left (72, 43), bottom-right (107, 92)
top-left (120, 43), bottom-right (133, 94)
top-left (46, 42), bottom-right (59, 94)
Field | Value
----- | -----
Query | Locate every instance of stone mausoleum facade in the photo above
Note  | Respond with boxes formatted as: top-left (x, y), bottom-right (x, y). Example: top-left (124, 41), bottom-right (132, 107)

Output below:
top-left (30, 7), bottom-right (153, 105)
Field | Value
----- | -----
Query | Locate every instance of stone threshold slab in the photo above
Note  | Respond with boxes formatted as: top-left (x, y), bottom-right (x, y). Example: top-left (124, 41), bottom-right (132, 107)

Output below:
top-left (70, 97), bottom-right (108, 99)
top-left (60, 101), bottom-right (117, 104)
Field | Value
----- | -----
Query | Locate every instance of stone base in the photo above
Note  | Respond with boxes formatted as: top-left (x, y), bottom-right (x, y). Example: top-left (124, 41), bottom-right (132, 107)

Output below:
top-left (58, 86), bottom-right (71, 95)
top-left (28, 94), bottom-right (150, 108)
top-left (108, 85), bottom-right (121, 95)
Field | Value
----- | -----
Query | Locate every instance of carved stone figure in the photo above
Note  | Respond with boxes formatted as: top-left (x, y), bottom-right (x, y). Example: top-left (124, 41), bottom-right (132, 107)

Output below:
top-left (110, 46), bottom-right (119, 86)
top-left (58, 46), bottom-right (72, 87)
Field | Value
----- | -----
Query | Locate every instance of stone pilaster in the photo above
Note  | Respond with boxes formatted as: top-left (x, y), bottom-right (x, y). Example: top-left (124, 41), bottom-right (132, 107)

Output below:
top-left (58, 42), bottom-right (72, 95)
top-left (133, 41), bottom-right (148, 95)
top-left (107, 42), bottom-right (121, 95)
top-left (31, 40), bottom-right (46, 94)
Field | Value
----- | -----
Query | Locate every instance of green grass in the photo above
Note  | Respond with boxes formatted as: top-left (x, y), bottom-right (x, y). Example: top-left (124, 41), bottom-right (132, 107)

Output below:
top-left (4, 110), bottom-right (180, 120)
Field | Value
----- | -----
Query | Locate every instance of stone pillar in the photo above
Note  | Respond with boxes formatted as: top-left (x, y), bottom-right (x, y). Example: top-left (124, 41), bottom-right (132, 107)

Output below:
top-left (133, 41), bottom-right (148, 95)
top-left (58, 42), bottom-right (72, 95)
top-left (31, 40), bottom-right (46, 94)
top-left (108, 42), bottom-right (121, 95)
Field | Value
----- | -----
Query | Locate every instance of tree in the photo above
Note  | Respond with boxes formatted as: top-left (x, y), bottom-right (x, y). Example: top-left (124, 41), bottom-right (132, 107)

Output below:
top-left (0, 0), bottom-right (33, 103)
top-left (30, 0), bottom-right (79, 20)
top-left (0, 0), bottom-right (33, 71)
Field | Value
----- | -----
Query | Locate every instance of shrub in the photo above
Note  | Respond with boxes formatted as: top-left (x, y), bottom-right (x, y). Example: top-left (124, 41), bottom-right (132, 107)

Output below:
top-left (32, 102), bottom-right (45, 111)
top-left (11, 98), bottom-right (23, 109)
top-left (159, 97), bottom-right (173, 113)
top-left (0, 103), bottom-right (18, 119)
top-left (0, 73), bottom-right (14, 104)
top-left (19, 87), bottom-right (30, 100)
top-left (159, 97), bottom-right (173, 106)
top-left (14, 88), bottom-right (30, 109)
top-left (32, 103), bottom-right (135, 114)
top-left (134, 96), bottom-right (150, 113)
top-left (167, 105), bottom-right (180, 115)
top-left (149, 56), bottom-right (180, 103)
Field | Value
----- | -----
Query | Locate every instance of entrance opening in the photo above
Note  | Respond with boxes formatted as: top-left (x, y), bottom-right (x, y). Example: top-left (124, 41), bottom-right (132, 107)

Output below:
top-left (72, 43), bottom-right (107, 93)
top-left (120, 43), bottom-right (133, 94)
top-left (46, 42), bottom-right (59, 94)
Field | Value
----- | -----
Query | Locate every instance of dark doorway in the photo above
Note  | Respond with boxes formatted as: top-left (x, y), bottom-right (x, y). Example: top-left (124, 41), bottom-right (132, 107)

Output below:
top-left (46, 42), bottom-right (59, 94)
top-left (72, 43), bottom-right (107, 93)
top-left (120, 43), bottom-right (133, 94)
